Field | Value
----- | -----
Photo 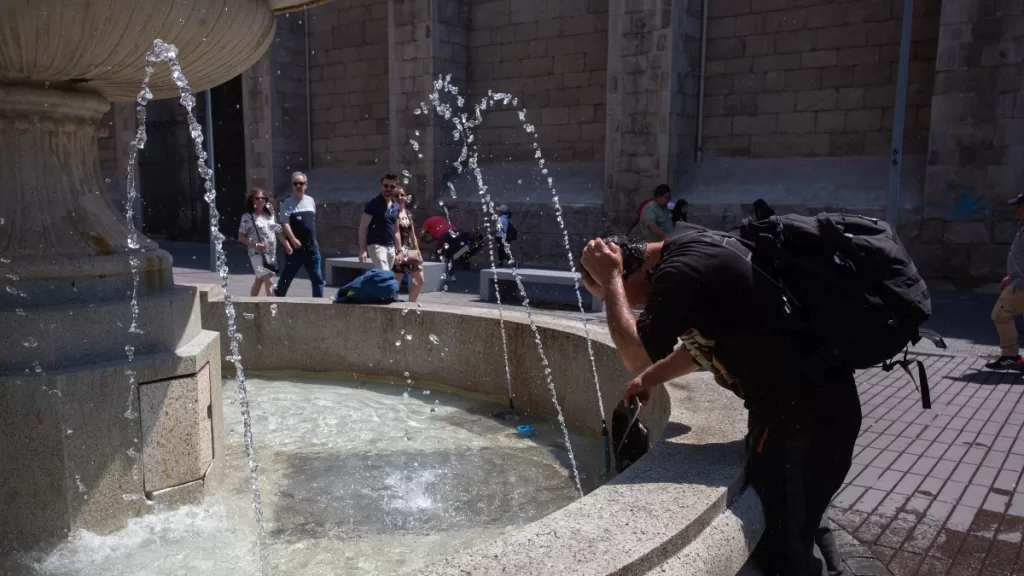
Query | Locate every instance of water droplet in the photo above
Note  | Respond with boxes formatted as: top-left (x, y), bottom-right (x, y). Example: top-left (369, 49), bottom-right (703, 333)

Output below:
top-left (22, 337), bottom-right (37, 348)
top-left (405, 334), bottom-right (412, 341)
top-left (15, 308), bottom-right (25, 315)
top-left (244, 312), bottom-right (255, 320)
top-left (125, 345), bottom-right (134, 361)
top-left (395, 340), bottom-right (402, 347)
top-left (33, 363), bottom-right (42, 373)
top-left (414, 109), bottom-right (422, 115)
top-left (270, 304), bottom-right (278, 317)
top-left (422, 390), bottom-right (430, 395)
top-left (402, 391), bottom-right (409, 399)
top-left (428, 334), bottom-right (440, 345)
top-left (0, 257), bottom-right (9, 263)
top-left (6, 286), bottom-right (16, 294)
top-left (401, 308), bottom-right (410, 316)
top-left (403, 372), bottom-right (410, 377)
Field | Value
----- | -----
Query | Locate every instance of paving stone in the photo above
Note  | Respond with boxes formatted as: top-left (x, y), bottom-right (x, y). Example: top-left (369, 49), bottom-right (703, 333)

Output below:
top-left (832, 356), bottom-right (1024, 575)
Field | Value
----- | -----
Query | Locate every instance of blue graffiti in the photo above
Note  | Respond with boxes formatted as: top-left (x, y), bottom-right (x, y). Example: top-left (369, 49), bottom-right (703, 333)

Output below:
top-left (924, 183), bottom-right (990, 220)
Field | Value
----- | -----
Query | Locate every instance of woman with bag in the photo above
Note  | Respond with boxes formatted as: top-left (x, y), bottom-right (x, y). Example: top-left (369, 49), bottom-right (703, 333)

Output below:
top-left (237, 187), bottom-right (284, 296)
top-left (393, 188), bottom-right (426, 302)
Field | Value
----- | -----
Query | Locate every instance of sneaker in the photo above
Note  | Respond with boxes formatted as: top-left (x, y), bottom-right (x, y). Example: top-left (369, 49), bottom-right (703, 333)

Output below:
top-left (986, 356), bottom-right (1024, 371)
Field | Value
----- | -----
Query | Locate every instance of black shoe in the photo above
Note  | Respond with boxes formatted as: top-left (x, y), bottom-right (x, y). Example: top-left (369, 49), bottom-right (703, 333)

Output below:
top-left (986, 356), bottom-right (1024, 371)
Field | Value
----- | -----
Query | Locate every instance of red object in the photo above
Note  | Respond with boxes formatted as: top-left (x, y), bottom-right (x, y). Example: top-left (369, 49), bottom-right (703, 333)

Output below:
top-left (636, 198), bottom-right (653, 216)
top-left (423, 216), bottom-right (454, 239)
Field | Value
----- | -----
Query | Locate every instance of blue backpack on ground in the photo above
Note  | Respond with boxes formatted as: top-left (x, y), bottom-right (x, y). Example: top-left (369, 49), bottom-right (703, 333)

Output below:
top-left (334, 269), bottom-right (400, 304)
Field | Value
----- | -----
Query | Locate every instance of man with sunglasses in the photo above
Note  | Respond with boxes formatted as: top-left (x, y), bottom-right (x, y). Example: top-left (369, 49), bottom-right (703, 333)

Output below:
top-left (579, 225), bottom-right (861, 576)
top-left (274, 171), bottom-right (325, 297)
top-left (359, 172), bottom-right (403, 271)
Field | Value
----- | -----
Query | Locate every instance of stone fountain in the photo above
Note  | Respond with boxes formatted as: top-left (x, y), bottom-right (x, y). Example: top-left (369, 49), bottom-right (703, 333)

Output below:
top-left (0, 0), bottom-right (318, 553)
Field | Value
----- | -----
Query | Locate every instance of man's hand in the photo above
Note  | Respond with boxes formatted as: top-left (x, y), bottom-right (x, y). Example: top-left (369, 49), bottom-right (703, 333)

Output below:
top-left (290, 238), bottom-right (302, 250)
top-left (581, 238), bottom-right (624, 287)
top-left (283, 243), bottom-right (293, 256)
top-left (359, 252), bottom-right (366, 263)
top-left (255, 242), bottom-right (266, 252)
top-left (1001, 276), bottom-right (1011, 292)
top-left (623, 374), bottom-right (654, 404)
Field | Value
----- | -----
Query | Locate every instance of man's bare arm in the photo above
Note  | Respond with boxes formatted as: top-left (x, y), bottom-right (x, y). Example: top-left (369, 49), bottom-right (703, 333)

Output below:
top-left (282, 223), bottom-right (300, 246)
top-left (603, 276), bottom-right (653, 372)
top-left (358, 214), bottom-right (371, 255)
top-left (645, 221), bottom-right (668, 240)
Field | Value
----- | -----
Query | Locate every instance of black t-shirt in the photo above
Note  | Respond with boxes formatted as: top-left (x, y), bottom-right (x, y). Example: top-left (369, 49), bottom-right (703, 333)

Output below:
top-left (364, 194), bottom-right (398, 247)
top-left (637, 224), bottom-right (813, 416)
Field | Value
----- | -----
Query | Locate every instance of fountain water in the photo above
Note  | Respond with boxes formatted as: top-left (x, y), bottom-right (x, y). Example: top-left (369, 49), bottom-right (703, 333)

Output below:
top-left (419, 77), bottom-right (595, 494)
top-left (130, 40), bottom-right (271, 576)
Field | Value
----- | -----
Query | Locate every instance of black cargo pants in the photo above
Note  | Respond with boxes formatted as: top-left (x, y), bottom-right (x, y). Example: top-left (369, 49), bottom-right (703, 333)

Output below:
top-left (746, 370), bottom-right (862, 576)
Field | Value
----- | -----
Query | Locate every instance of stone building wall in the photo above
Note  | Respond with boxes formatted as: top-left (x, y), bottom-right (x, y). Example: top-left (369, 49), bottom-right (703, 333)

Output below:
top-left (914, 0), bottom-right (1024, 287)
top-left (466, 0), bottom-right (609, 163)
top-left (308, 0), bottom-right (390, 168)
top-left (701, 0), bottom-right (939, 158)
top-left (269, 14), bottom-right (310, 194)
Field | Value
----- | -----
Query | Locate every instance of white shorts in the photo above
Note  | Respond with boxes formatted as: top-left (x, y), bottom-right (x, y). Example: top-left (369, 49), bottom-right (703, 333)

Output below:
top-left (369, 244), bottom-right (395, 271)
top-left (249, 254), bottom-right (276, 278)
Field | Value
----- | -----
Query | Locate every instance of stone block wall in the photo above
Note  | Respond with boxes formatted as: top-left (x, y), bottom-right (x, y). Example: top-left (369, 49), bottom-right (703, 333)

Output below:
top-left (308, 0), bottom-right (390, 168)
top-left (670, 0), bottom-right (704, 187)
top-left (466, 0), bottom-right (609, 163)
top-left (914, 0), bottom-right (1024, 287)
top-left (701, 0), bottom-right (939, 158)
top-left (270, 14), bottom-right (310, 194)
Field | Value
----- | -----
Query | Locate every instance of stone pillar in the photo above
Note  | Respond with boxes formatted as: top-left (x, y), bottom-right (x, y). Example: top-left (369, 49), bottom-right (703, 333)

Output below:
top-left (0, 86), bottom-right (223, 553)
top-left (242, 13), bottom-right (311, 200)
top-left (243, 53), bottom-right (276, 196)
top-left (920, 1), bottom-right (1024, 285)
top-left (605, 0), bottom-right (701, 228)
top-left (389, 0), bottom-right (469, 204)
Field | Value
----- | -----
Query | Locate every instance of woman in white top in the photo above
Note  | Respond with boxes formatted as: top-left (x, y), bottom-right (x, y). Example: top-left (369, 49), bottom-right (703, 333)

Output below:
top-left (237, 187), bottom-right (283, 296)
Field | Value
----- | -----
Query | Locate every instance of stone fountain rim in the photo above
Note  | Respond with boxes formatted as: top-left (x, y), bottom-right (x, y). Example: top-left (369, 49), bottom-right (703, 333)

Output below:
top-left (191, 286), bottom-right (761, 576)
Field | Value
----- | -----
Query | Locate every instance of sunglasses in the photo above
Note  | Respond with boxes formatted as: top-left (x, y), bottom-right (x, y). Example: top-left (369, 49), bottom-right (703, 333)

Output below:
top-left (254, 197), bottom-right (267, 201)
top-left (292, 181), bottom-right (307, 186)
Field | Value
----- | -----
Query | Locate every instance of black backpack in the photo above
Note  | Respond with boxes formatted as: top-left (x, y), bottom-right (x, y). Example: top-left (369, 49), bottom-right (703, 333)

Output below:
top-left (506, 219), bottom-right (518, 242)
top-left (730, 213), bottom-right (945, 408)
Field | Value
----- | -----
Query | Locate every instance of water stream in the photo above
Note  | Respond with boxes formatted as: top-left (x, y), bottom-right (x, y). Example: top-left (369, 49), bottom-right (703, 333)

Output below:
top-left (136, 39), bottom-right (271, 576)
top-left (420, 77), bottom-right (592, 494)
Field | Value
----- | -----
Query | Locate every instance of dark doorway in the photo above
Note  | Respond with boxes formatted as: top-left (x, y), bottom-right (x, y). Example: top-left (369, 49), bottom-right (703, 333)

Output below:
top-left (137, 75), bottom-right (246, 242)
top-left (210, 75), bottom-right (247, 239)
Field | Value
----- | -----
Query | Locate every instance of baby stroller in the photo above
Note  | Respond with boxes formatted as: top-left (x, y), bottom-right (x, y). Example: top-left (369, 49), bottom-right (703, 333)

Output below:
top-left (440, 229), bottom-right (486, 270)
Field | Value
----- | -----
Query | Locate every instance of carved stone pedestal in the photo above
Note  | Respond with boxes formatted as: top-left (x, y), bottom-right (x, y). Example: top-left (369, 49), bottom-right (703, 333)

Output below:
top-left (0, 86), bottom-right (224, 553)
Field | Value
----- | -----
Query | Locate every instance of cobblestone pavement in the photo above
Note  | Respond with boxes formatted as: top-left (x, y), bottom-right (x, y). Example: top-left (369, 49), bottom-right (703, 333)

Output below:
top-left (830, 356), bottom-right (1024, 575)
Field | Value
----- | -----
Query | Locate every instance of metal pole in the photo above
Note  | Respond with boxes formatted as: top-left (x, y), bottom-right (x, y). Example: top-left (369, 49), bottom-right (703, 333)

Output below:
top-left (205, 89), bottom-right (217, 272)
top-left (305, 7), bottom-right (313, 171)
top-left (886, 0), bottom-right (915, 227)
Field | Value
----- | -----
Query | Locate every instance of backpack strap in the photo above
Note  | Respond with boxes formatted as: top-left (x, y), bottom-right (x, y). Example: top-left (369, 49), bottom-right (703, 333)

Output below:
top-left (882, 349), bottom-right (931, 409)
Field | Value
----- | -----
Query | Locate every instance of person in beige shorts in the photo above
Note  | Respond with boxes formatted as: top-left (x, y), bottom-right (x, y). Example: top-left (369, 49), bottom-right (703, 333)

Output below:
top-left (988, 192), bottom-right (1024, 371)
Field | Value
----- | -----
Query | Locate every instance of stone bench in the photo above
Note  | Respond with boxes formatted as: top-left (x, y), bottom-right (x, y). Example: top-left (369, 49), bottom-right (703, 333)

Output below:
top-left (479, 267), bottom-right (604, 312)
top-left (324, 257), bottom-right (446, 293)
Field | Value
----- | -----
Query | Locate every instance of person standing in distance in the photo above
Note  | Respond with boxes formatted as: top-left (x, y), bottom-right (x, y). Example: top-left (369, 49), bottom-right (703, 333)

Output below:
top-left (274, 171), bottom-right (325, 298)
top-left (359, 172), bottom-right (403, 271)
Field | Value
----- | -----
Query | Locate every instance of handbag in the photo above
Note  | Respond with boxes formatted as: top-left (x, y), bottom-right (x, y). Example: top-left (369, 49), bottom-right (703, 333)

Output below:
top-left (250, 213), bottom-right (280, 274)
top-left (404, 249), bottom-right (423, 267)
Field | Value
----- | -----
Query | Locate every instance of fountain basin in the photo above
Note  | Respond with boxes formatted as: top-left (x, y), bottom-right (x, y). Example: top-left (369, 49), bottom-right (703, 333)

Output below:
top-left (11, 374), bottom-right (599, 575)
top-left (188, 285), bottom-right (765, 575)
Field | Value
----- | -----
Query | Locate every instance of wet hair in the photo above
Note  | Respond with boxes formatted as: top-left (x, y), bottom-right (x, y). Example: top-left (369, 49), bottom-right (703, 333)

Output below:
top-left (653, 184), bottom-right (671, 198)
top-left (579, 235), bottom-right (648, 284)
top-left (381, 171), bottom-right (398, 183)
